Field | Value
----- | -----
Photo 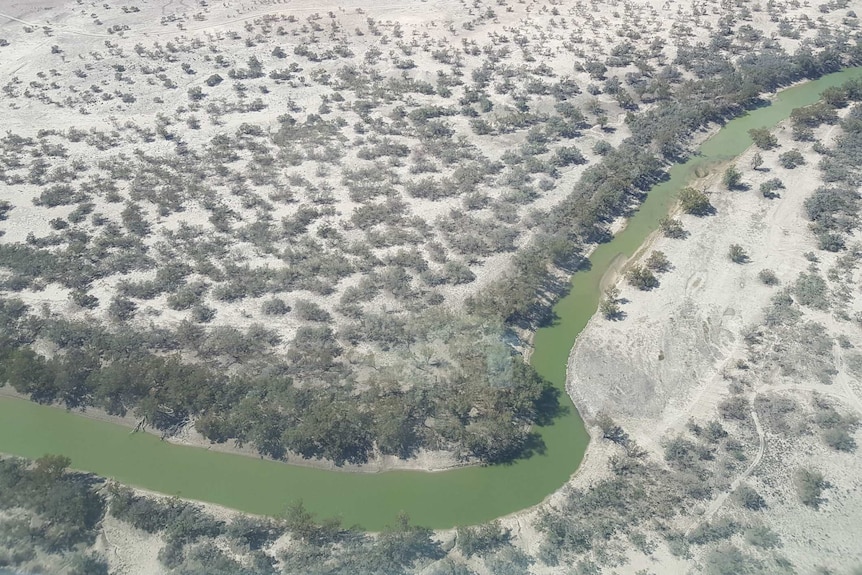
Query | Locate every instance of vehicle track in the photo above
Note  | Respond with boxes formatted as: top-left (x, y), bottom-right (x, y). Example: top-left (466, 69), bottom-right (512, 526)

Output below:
top-left (685, 408), bottom-right (765, 535)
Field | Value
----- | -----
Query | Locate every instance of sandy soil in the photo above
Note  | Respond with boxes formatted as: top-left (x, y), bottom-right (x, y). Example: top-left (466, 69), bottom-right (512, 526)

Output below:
top-left (565, 118), bottom-right (862, 571)
top-left (1, 0), bottom-right (861, 572)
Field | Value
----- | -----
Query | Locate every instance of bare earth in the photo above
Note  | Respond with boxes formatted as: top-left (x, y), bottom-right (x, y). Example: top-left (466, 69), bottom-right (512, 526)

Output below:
top-left (1, 0), bottom-right (861, 573)
top-left (564, 119), bottom-right (862, 572)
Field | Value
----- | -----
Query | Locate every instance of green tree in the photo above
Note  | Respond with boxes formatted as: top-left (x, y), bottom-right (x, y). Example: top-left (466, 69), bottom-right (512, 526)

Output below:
top-left (778, 149), bottom-right (805, 169)
top-left (282, 500), bottom-right (344, 545)
top-left (108, 295), bottom-right (137, 321)
top-left (678, 187), bottom-right (713, 215)
top-left (626, 265), bottom-right (659, 290)
top-left (645, 250), bottom-right (671, 272)
top-left (758, 269), bottom-right (779, 285)
top-left (599, 286), bottom-right (622, 320)
top-left (456, 520), bottom-right (510, 557)
top-left (748, 127), bottom-right (778, 150)
top-left (704, 544), bottom-right (761, 575)
top-left (751, 151), bottom-right (763, 170)
top-left (68, 553), bottom-right (109, 575)
top-left (659, 217), bottom-right (687, 238)
top-left (733, 484), bottom-right (766, 510)
top-left (32, 454), bottom-right (71, 484)
top-left (794, 468), bottom-right (826, 508)
top-left (722, 165), bottom-right (743, 190)
top-left (226, 516), bottom-right (279, 550)
top-left (371, 513), bottom-right (443, 571)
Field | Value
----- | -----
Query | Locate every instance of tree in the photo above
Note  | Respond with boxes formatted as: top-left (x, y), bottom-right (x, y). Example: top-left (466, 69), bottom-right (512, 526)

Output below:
top-left (821, 85), bottom-right (849, 107)
top-left (659, 217), bottom-right (687, 238)
top-left (728, 244), bottom-right (749, 263)
top-left (758, 269), bottom-right (779, 285)
top-left (794, 468), bottom-right (826, 508)
top-left (33, 454), bottom-right (71, 484)
top-left (371, 513), bottom-right (443, 571)
top-left (599, 286), bottom-right (622, 320)
top-left (678, 187), bottom-right (713, 215)
top-left (108, 295), bottom-right (137, 321)
top-left (751, 152), bottom-right (763, 170)
top-left (722, 165), bottom-right (743, 190)
top-left (822, 428), bottom-right (856, 452)
top-left (282, 500), bottom-right (344, 545)
top-left (261, 298), bottom-right (290, 315)
top-left (703, 544), bottom-right (760, 575)
top-left (759, 178), bottom-right (784, 199)
top-left (718, 395), bottom-right (750, 419)
top-left (456, 520), bottom-right (510, 557)
top-left (645, 250), bottom-right (670, 272)
top-left (626, 265), bottom-right (659, 290)
top-left (744, 526), bottom-right (780, 549)
top-left (484, 547), bottom-right (533, 575)
top-left (778, 149), bottom-right (805, 169)
top-left (748, 127), bottom-right (778, 150)
top-left (163, 504), bottom-right (225, 545)
top-left (68, 554), bottom-right (109, 575)
top-left (595, 412), bottom-right (628, 443)
top-left (733, 484), bottom-right (766, 510)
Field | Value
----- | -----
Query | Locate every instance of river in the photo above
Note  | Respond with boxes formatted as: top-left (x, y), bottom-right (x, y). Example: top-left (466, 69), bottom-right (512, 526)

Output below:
top-left (0, 68), bottom-right (859, 531)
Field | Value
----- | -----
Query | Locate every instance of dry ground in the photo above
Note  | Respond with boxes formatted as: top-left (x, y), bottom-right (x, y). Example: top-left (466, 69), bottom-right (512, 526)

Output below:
top-left (565, 118), bottom-right (862, 573)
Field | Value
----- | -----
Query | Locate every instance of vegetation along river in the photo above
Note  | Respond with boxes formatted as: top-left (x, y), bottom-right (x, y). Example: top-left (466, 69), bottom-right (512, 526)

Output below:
top-left (1, 68), bottom-right (860, 531)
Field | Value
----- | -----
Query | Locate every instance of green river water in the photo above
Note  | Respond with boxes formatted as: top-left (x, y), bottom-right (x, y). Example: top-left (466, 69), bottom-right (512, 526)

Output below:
top-left (1, 68), bottom-right (860, 531)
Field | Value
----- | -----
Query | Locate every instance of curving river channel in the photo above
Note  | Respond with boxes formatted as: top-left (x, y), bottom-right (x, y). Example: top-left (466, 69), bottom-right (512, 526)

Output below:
top-left (0, 68), bottom-right (860, 531)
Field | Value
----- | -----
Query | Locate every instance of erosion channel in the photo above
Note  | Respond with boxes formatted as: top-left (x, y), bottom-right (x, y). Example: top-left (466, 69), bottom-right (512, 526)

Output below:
top-left (1, 68), bottom-right (860, 531)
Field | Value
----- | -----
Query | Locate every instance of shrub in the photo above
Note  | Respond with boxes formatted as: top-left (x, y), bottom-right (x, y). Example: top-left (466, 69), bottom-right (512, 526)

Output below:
top-left (261, 298), bottom-right (290, 315)
top-left (748, 127), bottom-right (778, 150)
top-left (822, 428), bottom-right (856, 452)
top-left (817, 231), bottom-right (845, 252)
top-left (758, 269), bottom-right (779, 285)
top-left (626, 265), bottom-right (659, 290)
top-left (744, 525), bottom-right (780, 549)
top-left (160, 505), bottom-right (225, 546)
top-left (703, 545), bottom-right (759, 575)
top-left (678, 187), bottom-right (713, 216)
top-left (793, 272), bottom-right (830, 311)
top-left (68, 554), bottom-right (109, 575)
top-left (645, 250), bottom-right (671, 272)
top-left (552, 146), bottom-right (586, 167)
top-left (108, 296), bottom-right (136, 321)
top-left (688, 518), bottom-right (739, 545)
top-left (722, 165), bottom-right (743, 190)
top-left (456, 520), bottom-right (510, 558)
top-left (190, 304), bottom-right (216, 323)
top-left (718, 395), bottom-right (750, 420)
top-left (294, 299), bottom-right (332, 322)
top-left (226, 516), bottom-right (280, 550)
top-left (593, 140), bottom-right (612, 155)
top-left (659, 217), bottom-right (687, 238)
top-left (728, 244), bottom-right (748, 263)
top-left (599, 286), bottom-right (622, 319)
top-left (759, 178), bottom-right (784, 199)
top-left (70, 290), bottom-right (99, 309)
top-left (733, 484), bottom-right (766, 510)
top-left (778, 149), bottom-right (805, 169)
top-left (794, 467), bottom-right (826, 508)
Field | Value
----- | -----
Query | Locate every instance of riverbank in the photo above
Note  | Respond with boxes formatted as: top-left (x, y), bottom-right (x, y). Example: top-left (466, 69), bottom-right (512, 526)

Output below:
top-left (0, 386), bottom-right (468, 474)
top-left (564, 99), bottom-right (862, 573)
top-left (2, 68), bottom-right (861, 532)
